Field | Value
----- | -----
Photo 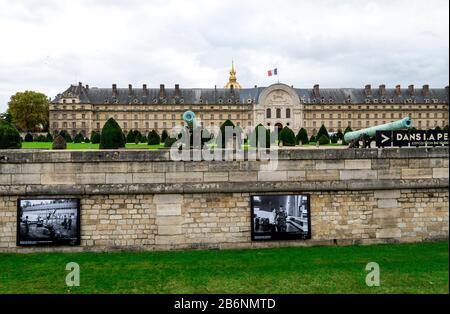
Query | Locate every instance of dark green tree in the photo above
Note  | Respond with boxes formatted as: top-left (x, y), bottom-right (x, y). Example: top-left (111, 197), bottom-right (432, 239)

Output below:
top-left (90, 131), bottom-right (100, 144)
top-left (52, 134), bottom-right (67, 150)
top-left (296, 128), bottom-right (309, 145)
top-left (126, 130), bottom-right (136, 143)
top-left (309, 134), bottom-right (317, 143)
top-left (318, 134), bottom-right (330, 145)
top-left (0, 123), bottom-right (22, 149)
top-left (147, 129), bottom-right (161, 145)
top-left (336, 129), bottom-right (344, 141)
top-left (24, 133), bottom-right (33, 142)
top-left (316, 124), bottom-right (329, 141)
top-left (59, 130), bottom-right (73, 143)
top-left (279, 126), bottom-right (296, 146)
top-left (74, 132), bottom-right (84, 143)
top-left (0, 109), bottom-right (13, 125)
top-left (99, 118), bottom-right (126, 149)
top-left (161, 130), bottom-right (169, 143)
top-left (443, 125), bottom-right (449, 132)
top-left (45, 132), bottom-right (53, 142)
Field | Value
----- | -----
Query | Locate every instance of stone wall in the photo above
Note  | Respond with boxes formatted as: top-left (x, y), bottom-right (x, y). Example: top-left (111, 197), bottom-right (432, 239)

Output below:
top-left (0, 147), bottom-right (448, 252)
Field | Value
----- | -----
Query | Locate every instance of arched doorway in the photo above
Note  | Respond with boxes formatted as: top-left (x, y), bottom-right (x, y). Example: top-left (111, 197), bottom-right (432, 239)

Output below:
top-left (275, 122), bottom-right (283, 132)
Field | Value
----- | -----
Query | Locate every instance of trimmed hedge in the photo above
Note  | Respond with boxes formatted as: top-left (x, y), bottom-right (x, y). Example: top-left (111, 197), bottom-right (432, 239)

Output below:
top-left (161, 130), bottom-right (169, 143)
top-left (318, 134), bottom-right (330, 145)
top-left (52, 134), bottom-right (67, 150)
top-left (279, 126), bottom-right (296, 146)
top-left (99, 118), bottom-right (126, 149)
top-left (147, 129), bottom-right (161, 145)
top-left (309, 135), bottom-right (316, 143)
top-left (24, 133), bottom-right (33, 142)
top-left (59, 130), bottom-right (73, 143)
top-left (164, 137), bottom-right (178, 148)
top-left (74, 132), bottom-right (84, 143)
top-left (0, 123), bottom-right (22, 149)
top-left (317, 124), bottom-right (329, 141)
top-left (296, 128), bottom-right (309, 145)
top-left (90, 131), bottom-right (100, 144)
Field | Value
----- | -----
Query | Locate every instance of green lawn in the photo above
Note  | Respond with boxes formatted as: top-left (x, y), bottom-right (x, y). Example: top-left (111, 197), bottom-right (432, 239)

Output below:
top-left (21, 141), bottom-right (345, 150)
top-left (21, 142), bottom-right (164, 150)
top-left (0, 241), bottom-right (447, 294)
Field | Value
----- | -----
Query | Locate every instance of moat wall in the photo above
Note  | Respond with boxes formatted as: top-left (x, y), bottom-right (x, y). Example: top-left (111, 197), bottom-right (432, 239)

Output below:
top-left (0, 147), bottom-right (448, 252)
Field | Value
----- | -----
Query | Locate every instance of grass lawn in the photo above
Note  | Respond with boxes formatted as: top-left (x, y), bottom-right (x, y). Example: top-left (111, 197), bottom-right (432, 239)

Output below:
top-left (21, 141), bottom-right (345, 150)
top-left (21, 142), bottom-right (164, 150)
top-left (0, 241), bottom-right (447, 294)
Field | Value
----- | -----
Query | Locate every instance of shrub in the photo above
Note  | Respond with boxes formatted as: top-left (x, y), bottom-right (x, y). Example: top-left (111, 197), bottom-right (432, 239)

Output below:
top-left (84, 137), bottom-right (90, 143)
top-left (318, 134), bottom-right (330, 145)
top-left (74, 132), bottom-right (84, 143)
top-left (52, 134), bottom-right (66, 150)
top-left (0, 123), bottom-right (22, 149)
top-left (296, 128), bottom-right (309, 145)
top-left (164, 137), bottom-right (178, 148)
top-left (24, 133), bottom-right (33, 142)
top-left (99, 118), bottom-right (126, 149)
top-left (90, 131), bottom-right (100, 144)
top-left (435, 126), bottom-right (442, 131)
top-left (45, 132), bottom-right (53, 142)
top-left (59, 130), bottom-right (73, 143)
top-left (249, 124), bottom-right (270, 148)
top-left (147, 129), bottom-right (161, 145)
top-left (336, 129), bottom-right (344, 141)
top-left (161, 130), bottom-right (169, 143)
top-left (35, 135), bottom-right (46, 142)
top-left (330, 134), bottom-right (338, 144)
top-left (316, 124), bottom-right (329, 141)
top-left (279, 126), bottom-right (296, 146)
top-left (126, 130), bottom-right (136, 143)
top-left (309, 135), bottom-right (316, 143)
top-left (217, 120), bottom-right (238, 148)
top-left (443, 125), bottom-right (449, 132)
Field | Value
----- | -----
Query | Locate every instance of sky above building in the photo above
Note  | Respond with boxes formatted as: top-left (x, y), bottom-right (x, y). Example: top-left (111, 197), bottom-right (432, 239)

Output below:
top-left (0, 0), bottom-right (448, 113)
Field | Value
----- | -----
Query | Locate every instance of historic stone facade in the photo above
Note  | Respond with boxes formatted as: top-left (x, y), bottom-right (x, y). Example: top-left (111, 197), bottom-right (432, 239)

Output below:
top-left (48, 64), bottom-right (450, 137)
top-left (0, 147), bottom-right (448, 252)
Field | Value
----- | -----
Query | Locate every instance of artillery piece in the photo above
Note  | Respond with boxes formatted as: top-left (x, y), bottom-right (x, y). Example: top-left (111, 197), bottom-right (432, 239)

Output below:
top-left (181, 110), bottom-right (212, 149)
top-left (344, 117), bottom-right (413, 148)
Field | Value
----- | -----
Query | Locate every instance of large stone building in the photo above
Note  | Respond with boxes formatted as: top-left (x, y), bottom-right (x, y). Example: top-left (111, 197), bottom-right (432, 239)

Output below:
top-left (49, 64), bottom-right (449, 137)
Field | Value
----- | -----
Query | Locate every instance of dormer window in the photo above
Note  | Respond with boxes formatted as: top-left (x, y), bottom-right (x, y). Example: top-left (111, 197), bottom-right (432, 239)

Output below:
top-left (373, 99), bottom-right (379, 103)
top-left (247, 98), bottom-right (252, 104)
top-left (365, 98), bottom-right (371, 104)
top-left (381, 98), bottom-right (387, 104)
top-left (133, 99), bottom-right (139, 104)
top-left (227, 99), bottom-right (232, 104)
top-left (425, 98), bottom-right (430, 104)
top-left (389, 98), bottom-right (394, 103)
top-left (153, 98), bottom-right (157, 104)
top-left (180, 98), bottom-right (184, 104)
top-left (218, 98), bottom-right (223, 104)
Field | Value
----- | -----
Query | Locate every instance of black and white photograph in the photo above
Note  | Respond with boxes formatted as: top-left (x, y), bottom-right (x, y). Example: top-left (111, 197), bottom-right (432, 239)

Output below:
top-left (251, 195), bottom-right (311, 241)
top-left (17, 199), bottom-right (80, 246)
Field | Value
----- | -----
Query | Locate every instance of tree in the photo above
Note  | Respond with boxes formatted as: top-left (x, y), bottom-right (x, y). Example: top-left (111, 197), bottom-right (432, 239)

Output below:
top-left (318, 134), bottom-right (330, 145)
top-left (59, 130), bottom-right (73, 143)
top-left (435, 126), bottom-right (442, 131)
top-left (249, 124), bottom-right (270, 148)
top-left (24, 133), bottom-right (33, 142)
top-left (316, 124), bottom-right (329, 141)
top-left (336, 129), bottom-right (344, 141)
top-left (99, 118), bottom-right (126, 149)
top-left (443, 125), bottom-right (449, 132)
top-left (90, 131), bottom-right (100, 144)
top-left (126, 130), bottom-right (136, 143)
top-left (309, 134), bottom-right (316, 143)
top-left (0, 109), bottom-right (13, 125)
top-left (147, 129), bottom-right (161, 145)
top-left (217, 120), bottom-right (239, 148)
top-left (0, 123), bottom-right (22, 149)
top-left (279, 126), bottom-right (296, 146)
top-left (74, 132), bottom-right (84, 143)
top-left (330, 134), bottom-right (338, 144)
top-left (296, 128), bottom-right (309, 145)
top-left (7, 91), bottom-right (49, 132)
top-left (45, 132), bottom-right (53, 142)
top-left (161, 130), bottom-right (169, 143)
top-left (52, 134), bottom-right (66, 150)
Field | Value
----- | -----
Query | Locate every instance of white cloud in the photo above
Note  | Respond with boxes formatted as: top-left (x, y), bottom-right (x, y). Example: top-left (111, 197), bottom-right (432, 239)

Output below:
top-left (0, 0), bottom-right (448, 112)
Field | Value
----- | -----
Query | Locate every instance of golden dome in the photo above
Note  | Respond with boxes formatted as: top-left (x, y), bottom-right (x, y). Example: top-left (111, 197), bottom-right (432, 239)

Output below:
top-left (224, 61), bottom-right (241, 89)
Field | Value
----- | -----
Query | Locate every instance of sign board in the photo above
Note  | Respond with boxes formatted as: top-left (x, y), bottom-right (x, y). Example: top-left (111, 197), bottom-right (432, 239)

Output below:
top-left (376, 130), bottom-right (449, 148)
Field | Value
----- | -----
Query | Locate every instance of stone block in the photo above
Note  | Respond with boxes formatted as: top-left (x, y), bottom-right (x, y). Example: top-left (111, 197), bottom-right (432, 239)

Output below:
top-left (229, 171), bottom-right (258, 182)
top-left (106, 173), bottom-right (133, 184)
top-left (374, 190), bottom-right (401, 199)
top-left (155, 235), bottom-right (185, 245)
top-left (158, 225), bottom-right (182, 235)
top-left (40, 173), bottom-right (76, 185)
top-left (376, 228), bottom-right (401, 238)
top-left (287, 171), bottom-right (306, 181)
top-left (154, 194), bottom-right (183, 204)
top-left (377, 169), bottom-right (401, 180)
top-left (156, 204), bottom-right (182, 216)
top-left (133, 172), bottom-right (165, 184)
top-left (344, 159), bottom-right (372, 169)
top-left (433, 168), bottom-right (449, 179)
top-left (166, 172), bottom-right (202, 183)
top-left (258, 171), bottom-right (287, 181)
top-left (0, 175), bottom-right (11, 185)
top-left (315, 160), bottom-right (345, 170)
top-left (306, 170), bottom-right (339, 181)
top-left (203, 172), bottom-right (229, 182)
top-left (401, 168), bottom-right (432, 179)
top-left (374, 208), bottom-right (401, 219)
top-left (340, 170), bottom-right (377, 180)
top-left (76, 173), bottom-right (106, 184)
top-left (12, 174), bottom-right (41, 185)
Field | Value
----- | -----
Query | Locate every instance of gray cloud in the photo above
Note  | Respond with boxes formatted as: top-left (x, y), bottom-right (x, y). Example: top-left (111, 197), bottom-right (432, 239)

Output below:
top-left (0, 0), bottom-right (448, 112)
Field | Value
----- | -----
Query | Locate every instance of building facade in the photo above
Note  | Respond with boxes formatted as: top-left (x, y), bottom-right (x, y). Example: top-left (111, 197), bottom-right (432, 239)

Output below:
top-left (49, 65), bottom-right (449, 137)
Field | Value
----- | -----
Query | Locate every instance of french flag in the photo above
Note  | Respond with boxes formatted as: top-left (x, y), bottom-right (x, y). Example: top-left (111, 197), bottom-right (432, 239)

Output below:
top-left (267, 68), bottom-right (278, 76)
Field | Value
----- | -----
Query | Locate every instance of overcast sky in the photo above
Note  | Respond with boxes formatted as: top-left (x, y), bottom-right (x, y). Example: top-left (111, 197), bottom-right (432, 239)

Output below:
top-left (0, 0), bottom-right (448, 112)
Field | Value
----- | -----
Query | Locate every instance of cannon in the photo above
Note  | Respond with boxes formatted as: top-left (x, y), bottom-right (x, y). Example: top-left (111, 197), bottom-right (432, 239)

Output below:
top-left (182, 110), bottom-right (198, 129)
top-left (344, 117), bottom-right (413, 148)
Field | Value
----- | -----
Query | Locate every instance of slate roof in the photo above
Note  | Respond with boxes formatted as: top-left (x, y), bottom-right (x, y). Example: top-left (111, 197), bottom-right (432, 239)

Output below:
top-left (51, 84), bottom-right (449, 105)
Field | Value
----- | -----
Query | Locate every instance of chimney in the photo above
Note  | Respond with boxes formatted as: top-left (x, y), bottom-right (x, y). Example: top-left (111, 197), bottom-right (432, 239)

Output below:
top-left (313, 84), bottom-right (320, 98)
top-left (379, 84), bottom-right (386, 96)
top-left (174, 84), bottom-right (181, 97)
top-left (254, 85), bottom-right (257, 88)
top-left (364, 84), bottom-right (372, 97)
top-left (159, 84), bottom-right (165, 98)
top-left (395, 85), bottom-right (401, 96)
top-left (112, 84), bottom-right (117, 97)
top-left (408, 84), bottom-right (414, 96)
top-left (128, 84), bottom-right (133, 96)
top-left (142, 84), bottom-right (148, 96)
top-left (78, 82), bottom-right (82, 93)
top-left (422, 84), bottom-right (430, 97)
